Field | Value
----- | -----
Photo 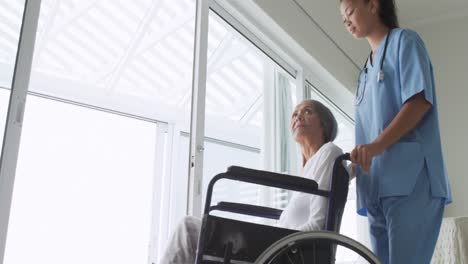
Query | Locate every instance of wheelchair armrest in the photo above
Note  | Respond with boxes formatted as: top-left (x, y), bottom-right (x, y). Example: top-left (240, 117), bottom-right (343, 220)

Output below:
top-left (210, 201), bottom-right (283, 220)
top-left (226, 166), bottom-right (327, 196)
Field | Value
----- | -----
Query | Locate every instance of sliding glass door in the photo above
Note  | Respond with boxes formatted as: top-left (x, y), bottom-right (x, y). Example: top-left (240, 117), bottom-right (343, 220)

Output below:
top-left (3, 0), bottom-right (197, 263)
top-left (189, 1), bottom-right (300, 221)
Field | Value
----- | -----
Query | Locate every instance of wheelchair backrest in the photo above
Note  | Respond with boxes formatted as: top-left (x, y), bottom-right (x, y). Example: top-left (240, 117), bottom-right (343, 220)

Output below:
top-left (325, 153), bottom-right (351, 233)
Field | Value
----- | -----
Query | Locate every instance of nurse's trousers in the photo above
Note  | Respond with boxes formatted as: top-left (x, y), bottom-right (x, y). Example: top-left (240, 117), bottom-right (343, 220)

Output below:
top-left (366, 163), bottom-right (445, 264)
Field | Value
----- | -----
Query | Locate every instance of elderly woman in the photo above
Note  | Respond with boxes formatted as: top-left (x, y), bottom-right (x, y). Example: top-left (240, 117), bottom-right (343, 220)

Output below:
top-left (160, 99), bottom-right (343, 264)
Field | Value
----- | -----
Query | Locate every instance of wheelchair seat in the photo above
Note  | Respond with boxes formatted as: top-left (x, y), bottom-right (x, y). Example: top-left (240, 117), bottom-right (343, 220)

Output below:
top-left (198, 215), bottom-right (296, 263)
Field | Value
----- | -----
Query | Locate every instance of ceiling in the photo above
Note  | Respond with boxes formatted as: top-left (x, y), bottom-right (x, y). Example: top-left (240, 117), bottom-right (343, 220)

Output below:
top-left (293, 0), bottom-right (468, 67)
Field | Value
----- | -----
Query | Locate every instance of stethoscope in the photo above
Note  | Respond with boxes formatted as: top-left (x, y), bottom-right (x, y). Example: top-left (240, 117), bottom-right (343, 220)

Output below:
top-left (355, 29), bottom-right (392, 105)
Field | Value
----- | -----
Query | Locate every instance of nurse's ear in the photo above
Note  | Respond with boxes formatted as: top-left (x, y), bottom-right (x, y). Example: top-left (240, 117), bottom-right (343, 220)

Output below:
top-left (369, 0), bottom-right (380, 15)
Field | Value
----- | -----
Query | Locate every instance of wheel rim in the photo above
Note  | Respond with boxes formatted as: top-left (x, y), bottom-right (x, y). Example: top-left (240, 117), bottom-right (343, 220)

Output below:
top-left (254, 231), bottom-right (381, 264)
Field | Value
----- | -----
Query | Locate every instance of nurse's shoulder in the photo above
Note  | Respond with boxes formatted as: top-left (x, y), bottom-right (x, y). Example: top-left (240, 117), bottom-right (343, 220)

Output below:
top-left (395, 28), bottom-right (428, 51)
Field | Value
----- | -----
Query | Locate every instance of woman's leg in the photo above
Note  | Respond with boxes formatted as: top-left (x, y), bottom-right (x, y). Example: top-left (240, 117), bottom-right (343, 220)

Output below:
top-left (381, 166), bottom-right (445, 264)
top-left (159, 216), bottom-right (202, 264)
top-left (367, 204), bottom-right (390, 264)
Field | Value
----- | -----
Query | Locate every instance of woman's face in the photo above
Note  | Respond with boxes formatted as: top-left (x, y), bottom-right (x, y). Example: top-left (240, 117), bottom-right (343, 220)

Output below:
top-left (340, 0), bottom-right (377, 39)
top-left (290, 102), bottom-right (323, 144)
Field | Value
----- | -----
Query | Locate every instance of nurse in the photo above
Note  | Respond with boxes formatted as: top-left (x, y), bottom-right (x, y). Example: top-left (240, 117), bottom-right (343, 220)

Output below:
top-left (338, 0), bottom-right (452, 263)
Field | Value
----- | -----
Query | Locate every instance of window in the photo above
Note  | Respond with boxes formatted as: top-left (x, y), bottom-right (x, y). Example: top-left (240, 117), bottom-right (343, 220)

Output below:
top-left (29, 0), bottom-right (196, 127)
top-left (201, 10), bottom-right (298, 225)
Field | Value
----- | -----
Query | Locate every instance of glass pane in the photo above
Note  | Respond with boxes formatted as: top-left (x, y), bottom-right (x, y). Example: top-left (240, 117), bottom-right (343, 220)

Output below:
top-left (203, 140), bottom-right (261, 223)
top-left (29, 0), bottom-right (195, 131)
top-left (0, 0), bottom-right (26, 155)
top-left (4, 96), bottom-right (157, 264)
top-left (202, 11), bottom-right (297, 223)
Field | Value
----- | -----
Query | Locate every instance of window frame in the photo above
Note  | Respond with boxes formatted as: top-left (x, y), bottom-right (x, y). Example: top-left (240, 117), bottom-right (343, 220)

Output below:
top-left (0, 1), bottom-right (42, 261)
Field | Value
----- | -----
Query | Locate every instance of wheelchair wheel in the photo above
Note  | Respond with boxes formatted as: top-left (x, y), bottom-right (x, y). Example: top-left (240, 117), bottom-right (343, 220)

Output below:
top-left (255, 231), bottom-right (381, 264)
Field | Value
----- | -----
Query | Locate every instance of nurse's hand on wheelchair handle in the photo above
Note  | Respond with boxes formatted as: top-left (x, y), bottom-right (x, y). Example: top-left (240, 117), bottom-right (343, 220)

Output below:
top-left (351, 143), bottom-right (384, 174)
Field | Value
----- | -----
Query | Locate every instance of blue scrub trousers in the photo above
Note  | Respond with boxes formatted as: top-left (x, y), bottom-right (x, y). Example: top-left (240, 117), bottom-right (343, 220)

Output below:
top-left (366, 164), bottom-right (445, 264)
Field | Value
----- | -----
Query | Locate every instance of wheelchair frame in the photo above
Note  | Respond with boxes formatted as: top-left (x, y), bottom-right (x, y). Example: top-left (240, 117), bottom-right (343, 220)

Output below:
top-left (194, 153), bottom-right (378, 264)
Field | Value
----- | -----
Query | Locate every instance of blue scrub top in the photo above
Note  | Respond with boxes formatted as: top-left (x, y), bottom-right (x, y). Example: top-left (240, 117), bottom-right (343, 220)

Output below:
top-left (354, 28), bottom-right (452, 216)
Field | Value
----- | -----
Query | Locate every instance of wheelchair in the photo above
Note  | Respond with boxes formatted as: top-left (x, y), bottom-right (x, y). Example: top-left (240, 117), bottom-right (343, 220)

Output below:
top-left (194, 153), bottom-right (381, 264)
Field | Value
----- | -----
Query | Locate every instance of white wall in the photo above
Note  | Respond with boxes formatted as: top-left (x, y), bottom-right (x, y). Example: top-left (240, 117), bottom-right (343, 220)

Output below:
top-left (414, 16), bottom-right (468, 217)
top-left (249, 0), bottom-right (360, 90)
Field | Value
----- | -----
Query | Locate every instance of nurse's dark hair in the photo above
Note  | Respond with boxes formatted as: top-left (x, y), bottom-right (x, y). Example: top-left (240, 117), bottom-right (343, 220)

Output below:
top-left (376, 0), bottom-right (399, 29)
top-left (303, 100), bottom-right (338, 143)
top-left (341, 0), bottom-right (399, 29)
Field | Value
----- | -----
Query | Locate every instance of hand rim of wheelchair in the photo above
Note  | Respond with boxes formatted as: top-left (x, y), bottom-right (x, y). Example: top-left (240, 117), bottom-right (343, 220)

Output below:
top-left (254, 230), bottom-right (382, 264)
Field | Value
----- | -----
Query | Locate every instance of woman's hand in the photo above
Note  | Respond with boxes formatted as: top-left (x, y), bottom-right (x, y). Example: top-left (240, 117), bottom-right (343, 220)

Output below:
top-left (350, 143), bottom-right (384, 174)
top-left (351, 93), bottom-right (432, 174)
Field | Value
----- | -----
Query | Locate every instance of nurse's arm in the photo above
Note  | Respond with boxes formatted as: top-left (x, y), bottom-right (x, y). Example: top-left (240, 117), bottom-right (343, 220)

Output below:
top-left (352, 92), bottom-right (431, 173)
top-left (373, 92), bottom-right (432, 152)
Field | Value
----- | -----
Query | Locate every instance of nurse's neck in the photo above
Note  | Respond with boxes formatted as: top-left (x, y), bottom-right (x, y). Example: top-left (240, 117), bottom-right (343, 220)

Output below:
top-left (367, 24), bottom-right (390, 59)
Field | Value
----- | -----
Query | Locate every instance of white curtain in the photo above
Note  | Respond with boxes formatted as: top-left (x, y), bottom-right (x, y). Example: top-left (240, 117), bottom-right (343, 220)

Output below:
top-left (262, 67), bottom-right (298, 174)
top-left (275, 72), bottom-right (299, 175)
top-left (262, 62), bottom-right (299, 209)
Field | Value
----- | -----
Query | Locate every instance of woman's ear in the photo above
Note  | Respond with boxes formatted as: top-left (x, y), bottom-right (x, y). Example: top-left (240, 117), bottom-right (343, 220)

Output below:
top-left (369, 0), bottom-right (379, 14)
